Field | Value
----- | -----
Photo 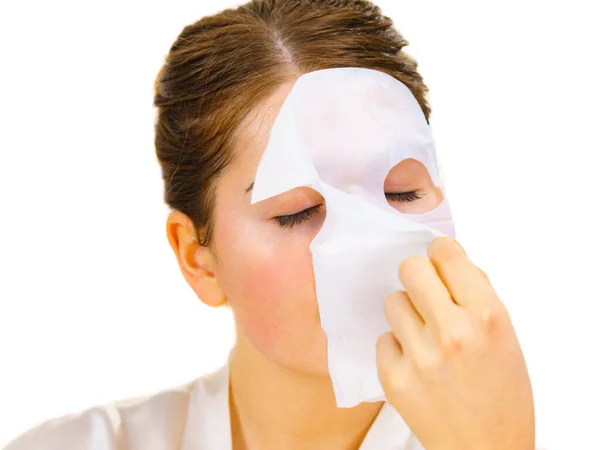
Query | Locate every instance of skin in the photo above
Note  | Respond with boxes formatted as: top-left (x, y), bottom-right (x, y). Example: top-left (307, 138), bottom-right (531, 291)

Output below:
top-left (377, 239), bottom-right (535, 450)
top-left (166, 80), bottom-right (534, 449)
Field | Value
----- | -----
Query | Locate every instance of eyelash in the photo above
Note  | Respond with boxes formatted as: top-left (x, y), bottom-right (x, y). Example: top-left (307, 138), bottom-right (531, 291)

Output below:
top-left (385, 190), bottom-right (423, 203)
top-left (274, 204), bottom-right (323, 229)
top-left (273, 191), bottom-right (423, 229)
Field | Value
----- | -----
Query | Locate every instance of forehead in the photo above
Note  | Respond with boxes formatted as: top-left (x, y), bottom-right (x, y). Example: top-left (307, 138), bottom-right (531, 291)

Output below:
top-left (235, 81), bottom-right (297, 156)
top-left (220, 81), bottom-right (296, 191)
top-left (291, 68), bottom-right (431, 166)
top-left (249, 69), bottom-right (439, 203)
top-left (234, 68), bottom-right (438, 202)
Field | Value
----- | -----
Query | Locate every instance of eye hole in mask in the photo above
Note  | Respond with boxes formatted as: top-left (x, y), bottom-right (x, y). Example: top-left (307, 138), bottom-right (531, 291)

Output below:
top-left (383, 158), bottom-right (443, 215)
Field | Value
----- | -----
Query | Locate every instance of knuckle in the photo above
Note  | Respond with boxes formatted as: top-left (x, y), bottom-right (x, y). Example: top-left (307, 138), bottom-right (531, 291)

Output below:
top-left (474, 303), bottom-right (506, 333)
top-left (439, 321), bottom-right (475, 354)
top-left (384, 365), bottom-right (410, 396)
top-left (413, 348), bottom-right (443, 374)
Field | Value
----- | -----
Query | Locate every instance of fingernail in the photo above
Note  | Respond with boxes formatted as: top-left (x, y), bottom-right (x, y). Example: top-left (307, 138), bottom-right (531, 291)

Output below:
top-left (454, 240), bottom-right (466, 255)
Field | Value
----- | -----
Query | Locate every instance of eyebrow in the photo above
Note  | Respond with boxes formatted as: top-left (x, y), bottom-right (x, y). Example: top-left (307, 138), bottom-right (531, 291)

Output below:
top-left (245, 181), bottom-right (254, 194)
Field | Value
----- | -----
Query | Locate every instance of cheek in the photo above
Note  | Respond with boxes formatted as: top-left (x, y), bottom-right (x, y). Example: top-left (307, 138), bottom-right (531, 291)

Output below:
top-left (216, 219), bottom-right (321, 356)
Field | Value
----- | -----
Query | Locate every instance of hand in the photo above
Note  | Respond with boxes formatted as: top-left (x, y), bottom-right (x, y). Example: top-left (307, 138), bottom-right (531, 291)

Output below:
top-left (376, 237), bottom-right (535, 450)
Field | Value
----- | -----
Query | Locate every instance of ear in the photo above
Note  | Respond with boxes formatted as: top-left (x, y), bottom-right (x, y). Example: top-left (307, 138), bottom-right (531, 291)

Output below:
top-left (166, 210), bottom-right (227, 308)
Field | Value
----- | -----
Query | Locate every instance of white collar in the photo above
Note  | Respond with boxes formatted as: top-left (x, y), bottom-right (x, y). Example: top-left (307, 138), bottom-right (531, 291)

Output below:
top-left (179, 362), bottom-right (422, 450)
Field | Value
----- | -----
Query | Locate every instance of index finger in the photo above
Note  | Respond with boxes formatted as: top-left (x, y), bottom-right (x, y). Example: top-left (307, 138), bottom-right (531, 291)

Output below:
top-left (427, 237), bottom-right (498, 309)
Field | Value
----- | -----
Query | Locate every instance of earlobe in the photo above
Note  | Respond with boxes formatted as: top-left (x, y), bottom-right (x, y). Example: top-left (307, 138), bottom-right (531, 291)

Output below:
top-left (166, 210), bottom-right (228, 308)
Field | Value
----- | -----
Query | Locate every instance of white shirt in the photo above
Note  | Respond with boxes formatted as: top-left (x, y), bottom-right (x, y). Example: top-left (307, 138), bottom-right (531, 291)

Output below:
top-left (4, 361), bottom-right (425, 450)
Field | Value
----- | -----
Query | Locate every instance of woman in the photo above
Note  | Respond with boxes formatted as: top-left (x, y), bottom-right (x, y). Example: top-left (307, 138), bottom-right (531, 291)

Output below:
top-left (4, 0), bottom-right (536, 449)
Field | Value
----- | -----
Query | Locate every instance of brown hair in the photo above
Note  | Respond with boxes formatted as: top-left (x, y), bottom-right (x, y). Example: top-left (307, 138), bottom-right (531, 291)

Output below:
top-left (154, 0), bottom-right (431, 247)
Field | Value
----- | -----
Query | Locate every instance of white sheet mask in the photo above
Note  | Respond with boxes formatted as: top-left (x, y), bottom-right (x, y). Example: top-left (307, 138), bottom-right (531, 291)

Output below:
top-left (251, 67), bottom-right (456, 408)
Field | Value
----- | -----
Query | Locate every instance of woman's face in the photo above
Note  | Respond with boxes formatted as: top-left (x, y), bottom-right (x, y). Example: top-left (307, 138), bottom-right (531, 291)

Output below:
top-left (211, 81), bottom-right (443, 376)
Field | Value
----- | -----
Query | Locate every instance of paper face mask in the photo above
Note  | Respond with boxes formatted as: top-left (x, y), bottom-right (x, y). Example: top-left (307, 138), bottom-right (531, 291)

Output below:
top-left (251, 67), bottom-right (456, 408)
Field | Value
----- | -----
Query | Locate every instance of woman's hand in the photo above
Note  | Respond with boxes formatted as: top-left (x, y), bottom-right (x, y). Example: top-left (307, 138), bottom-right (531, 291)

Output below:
top-left (376, 237), bottom-right (535, 450)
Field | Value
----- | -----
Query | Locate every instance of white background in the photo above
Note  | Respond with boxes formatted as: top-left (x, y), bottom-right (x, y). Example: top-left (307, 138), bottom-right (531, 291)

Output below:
top-left (0, 1), bottom-right (598, 448)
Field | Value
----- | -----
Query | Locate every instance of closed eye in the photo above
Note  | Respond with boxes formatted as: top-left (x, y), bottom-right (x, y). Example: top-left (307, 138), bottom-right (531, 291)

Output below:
top-left (273, 204), bottom-right (323, 229)
top-left (385, 191), bottom-right (424, 203)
